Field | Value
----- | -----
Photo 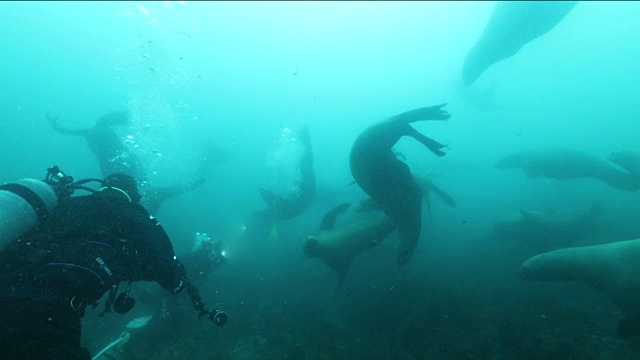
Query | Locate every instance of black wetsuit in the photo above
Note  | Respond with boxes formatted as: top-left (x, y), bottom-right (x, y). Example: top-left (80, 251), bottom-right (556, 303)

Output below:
top-left (0, 190), bottom-right (194, 359)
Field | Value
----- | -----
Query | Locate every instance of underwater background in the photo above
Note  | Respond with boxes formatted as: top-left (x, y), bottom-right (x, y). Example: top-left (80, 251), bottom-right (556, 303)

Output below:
top-left (1, 1), bottom-right (640, 359)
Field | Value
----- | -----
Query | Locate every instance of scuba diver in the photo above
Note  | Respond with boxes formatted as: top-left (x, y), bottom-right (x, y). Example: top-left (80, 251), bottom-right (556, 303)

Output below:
top-left (184, 232), bottom-right (228, 281)
top-left (99, 231), bottom-right (230, 355)
top-left (0, 167), bottom-right (226, 360)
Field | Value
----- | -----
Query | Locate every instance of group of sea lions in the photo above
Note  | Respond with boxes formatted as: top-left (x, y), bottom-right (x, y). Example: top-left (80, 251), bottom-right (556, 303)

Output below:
top-left (49, 1), bottom-right (640, 338)
top-left (326, 0), bottom-right (583, 275)
top-left (493, 146), bottom-right (640, 337)
top-left (306, 0), bottom-right (640, 339)
top-left (299, 104), bottom-right (456, 285)
top-left (459, 0), bottom-right (640, 337)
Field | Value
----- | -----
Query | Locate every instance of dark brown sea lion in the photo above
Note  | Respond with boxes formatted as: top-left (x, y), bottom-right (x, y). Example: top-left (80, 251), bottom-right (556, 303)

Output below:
top-left (349, 104), bottom-right (450, 265)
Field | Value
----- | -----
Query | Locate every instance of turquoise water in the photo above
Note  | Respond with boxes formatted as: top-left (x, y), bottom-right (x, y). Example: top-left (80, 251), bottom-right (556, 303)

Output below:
top-left (2, 1), bottom-right (640, 359)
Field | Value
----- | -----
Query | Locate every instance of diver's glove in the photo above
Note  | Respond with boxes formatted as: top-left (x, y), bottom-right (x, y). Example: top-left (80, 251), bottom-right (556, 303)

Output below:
top-left (184, 279), bottom-right (228, 327)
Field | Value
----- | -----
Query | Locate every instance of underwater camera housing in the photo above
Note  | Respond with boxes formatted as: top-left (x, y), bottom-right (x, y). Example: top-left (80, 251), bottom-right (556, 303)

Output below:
top-left (208, 309), bottom-right (228, 327)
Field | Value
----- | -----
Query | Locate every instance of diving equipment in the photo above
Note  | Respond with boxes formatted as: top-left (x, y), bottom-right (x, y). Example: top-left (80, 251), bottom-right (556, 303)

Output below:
top-left (0, 169), bottom-right (62, 250)
top-left (0, 165), bottom-right (103, 250)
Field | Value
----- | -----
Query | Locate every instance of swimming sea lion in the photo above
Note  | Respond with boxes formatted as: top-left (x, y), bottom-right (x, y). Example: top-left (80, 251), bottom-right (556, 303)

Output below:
top-left (462, 1), bottom-right (578, 86)
top-left (495, 201), bottom-right (603, 252)
top-left (259, 124), bottom-right (316, 220)
top-left (520, 238), bottom-right (640, 337)
top-left (47, 112), bottom-right (211, 214)
top-left (496, 148), bottom-right (640, 192)
top-left (303, 202), bottom-right (397, 287)
top-left (48, 111), bottom-right (141, 177)
top-left (349, 104), bottom-right (450, 265)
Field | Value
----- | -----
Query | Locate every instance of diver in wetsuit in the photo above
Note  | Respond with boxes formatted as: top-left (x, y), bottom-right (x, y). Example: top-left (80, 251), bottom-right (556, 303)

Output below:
top-left (0, 173), bottom-right (225, 360)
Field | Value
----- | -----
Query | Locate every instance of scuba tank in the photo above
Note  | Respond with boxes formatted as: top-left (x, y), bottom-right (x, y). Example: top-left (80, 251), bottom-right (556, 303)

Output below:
top-left (0, 166), bottom-right (97, 250)
top-left (0, 178), bottom-right (58, 250)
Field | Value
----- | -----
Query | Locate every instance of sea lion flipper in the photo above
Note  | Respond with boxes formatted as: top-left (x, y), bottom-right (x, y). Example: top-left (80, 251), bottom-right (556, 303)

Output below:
top-left (428, 181), bottom-right (458, 208)
top-left (356, 198), bottom-right (383, 212)
top-left (47, 113), bottom-right (89, 136)
top-left (319, 203), bottom-right (351, 231)
top-left (406, 126), bottom-right (448, 157)
top-left (392, 104), bottom-right (450, 124)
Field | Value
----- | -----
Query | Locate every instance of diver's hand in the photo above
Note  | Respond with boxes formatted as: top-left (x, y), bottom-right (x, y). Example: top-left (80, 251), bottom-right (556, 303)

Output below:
top-left (197, 307), bottom-right (209, 319)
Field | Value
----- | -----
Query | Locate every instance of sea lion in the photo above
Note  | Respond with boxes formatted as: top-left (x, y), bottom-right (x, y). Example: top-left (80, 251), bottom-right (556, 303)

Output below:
top-left (259, 124), bottom-right (316, 220)
top-left (48, 111), bottom-right (141, 177)
top-left (496, 148), bottom-right (640, 192)
top-left (494, 201), bottom-right (603, 252)
top-left (303, 202), bottom-right (397, 287)
top-left (47, 112), bottom-right (215, 214)
top-left (462, 1), bottom-right (578, 86)
top-left (520, 238), bottom-right (640, 337)
top-left (349, 104), bottom-right (450, 265)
